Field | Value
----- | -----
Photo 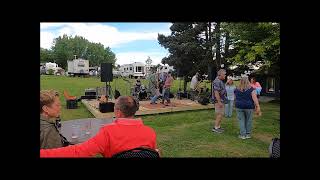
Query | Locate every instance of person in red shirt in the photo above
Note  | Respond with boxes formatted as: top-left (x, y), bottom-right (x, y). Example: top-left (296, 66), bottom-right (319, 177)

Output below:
top-left (40, 96), bottom-right (158, 158)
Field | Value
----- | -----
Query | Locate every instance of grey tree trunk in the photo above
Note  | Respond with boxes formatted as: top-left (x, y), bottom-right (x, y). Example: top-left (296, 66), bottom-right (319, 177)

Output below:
top-left (183, 76), bottom-right (188, 92)
top-left (216, 22), bottom-right (221, 68)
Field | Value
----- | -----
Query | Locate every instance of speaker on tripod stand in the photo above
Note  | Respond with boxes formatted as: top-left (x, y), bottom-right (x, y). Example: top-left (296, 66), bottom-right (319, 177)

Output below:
top-left (99, 63), bottom-right (116, 113)
top-left (176, 68), bottom-right (185, 100)
top-left (101, 63), bottom-right (113, 99)
top-left (208, 65), bottom-right (216, 102)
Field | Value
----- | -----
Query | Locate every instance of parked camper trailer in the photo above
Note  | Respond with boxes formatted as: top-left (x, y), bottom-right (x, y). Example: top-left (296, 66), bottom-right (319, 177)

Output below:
top-left (113, 70), bottom-right (121, 78)
top-left (40, 63), bottom-right (46, 75)
top-left (43, 62), bottom-right (59, 75)
top-left (120, 62), bottom-right (145, 78)
top-left (157, 65), bottom-right (174, 74)
top-left (67, 58), bottom-right (89, 76)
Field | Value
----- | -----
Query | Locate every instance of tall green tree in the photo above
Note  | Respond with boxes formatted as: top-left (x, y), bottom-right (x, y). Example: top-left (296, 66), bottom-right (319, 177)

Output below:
top-left (40, 48), bottom-right (54, 63)
top-left (158, 23), bottom-right (207, 91)
top-left (51, 34), bottom-right (74, 68)
top-left (103, 47), bottom-right (116, 67)
top-left (158, 22), bottom-right (280, 82)
top-left (50, 34), bottom-right (116, 69)
top-left (224, 22), bottom-right (280, 76)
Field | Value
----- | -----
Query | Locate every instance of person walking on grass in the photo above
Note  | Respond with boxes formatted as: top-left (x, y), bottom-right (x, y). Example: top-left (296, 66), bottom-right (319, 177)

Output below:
top-left (250, 77), bottom-right (262, 99)
top-left (225, 77), bottom-right (236, 118)
top-left (234, 77), bottom-right (262, 139)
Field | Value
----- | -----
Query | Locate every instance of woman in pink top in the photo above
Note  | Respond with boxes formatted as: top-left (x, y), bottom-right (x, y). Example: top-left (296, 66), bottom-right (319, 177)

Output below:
top-left (250, 77), bottom-right (262, 97)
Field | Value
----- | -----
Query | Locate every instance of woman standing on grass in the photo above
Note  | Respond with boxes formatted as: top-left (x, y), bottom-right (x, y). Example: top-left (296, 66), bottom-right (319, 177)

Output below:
top-left (225, 78), bottom-right (236, 118)
top-left (234, 77), bottom-right (262, 140)
top-left (250, 77), bottom-right (262, 98)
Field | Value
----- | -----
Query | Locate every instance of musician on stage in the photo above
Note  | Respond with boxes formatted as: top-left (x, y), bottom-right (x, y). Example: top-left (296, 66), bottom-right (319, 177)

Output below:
top-left (162, 71), bottom-right (174, 106)
top-left (149, 68), bottom-right (160, 104)
top-left (134, 78), bottom-right (142, 93)
top-left (159, 71), bottom-right (167, 97)
top-left (190, 72), bottom-right (199, 101)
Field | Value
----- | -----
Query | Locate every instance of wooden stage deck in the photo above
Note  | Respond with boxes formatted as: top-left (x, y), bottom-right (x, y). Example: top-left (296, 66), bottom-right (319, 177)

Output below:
top-left (82, 99), bottom-right (214, 119)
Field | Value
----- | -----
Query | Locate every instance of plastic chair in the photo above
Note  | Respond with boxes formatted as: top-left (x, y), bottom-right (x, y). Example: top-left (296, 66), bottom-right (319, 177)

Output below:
top-left (269, 138), bottom-right (280, 158)
top-left (63, 90), bottom-right (77, 100)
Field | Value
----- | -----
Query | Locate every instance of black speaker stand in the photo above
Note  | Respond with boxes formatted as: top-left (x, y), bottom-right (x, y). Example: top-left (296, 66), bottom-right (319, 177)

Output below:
top-left (106, 81), bottom-right (114, 100)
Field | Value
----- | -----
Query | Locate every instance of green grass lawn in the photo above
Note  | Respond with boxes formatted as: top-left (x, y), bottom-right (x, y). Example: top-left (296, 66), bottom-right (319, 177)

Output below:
top-left (41, 75), bottom-right (279, 157)
top-left (143, 102), bottom-right (279, 157)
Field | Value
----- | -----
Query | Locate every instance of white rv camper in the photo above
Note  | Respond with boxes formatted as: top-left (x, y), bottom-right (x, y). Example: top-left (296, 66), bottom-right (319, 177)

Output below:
top-left (67, 58), bottom-right (89, 76)
top-left (120, 62), bottom-right (146, 78)
top-left (120, 64), bottom-right (134, 78)
top-left (157, 64), bottom-right (174, 74)
top-left (44, 62), bottom-right (59, 75)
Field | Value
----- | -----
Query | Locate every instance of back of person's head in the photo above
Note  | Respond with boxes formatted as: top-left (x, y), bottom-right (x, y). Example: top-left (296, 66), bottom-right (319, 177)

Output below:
top-left (40, 90), bottom-right (59, 114)
top-left (238, 77), bottom-right (251, 91)
top-left (115, 96), bottom-right (138, 117)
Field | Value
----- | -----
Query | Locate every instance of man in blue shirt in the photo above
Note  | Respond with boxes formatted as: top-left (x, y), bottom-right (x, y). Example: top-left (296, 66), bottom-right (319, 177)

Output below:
top-left (212, 69), bottom-right (227, 133)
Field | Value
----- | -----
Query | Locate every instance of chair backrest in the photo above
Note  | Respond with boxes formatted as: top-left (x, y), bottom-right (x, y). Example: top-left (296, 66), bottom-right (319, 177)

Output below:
top-left (112, 147), bottom-right (160, 158)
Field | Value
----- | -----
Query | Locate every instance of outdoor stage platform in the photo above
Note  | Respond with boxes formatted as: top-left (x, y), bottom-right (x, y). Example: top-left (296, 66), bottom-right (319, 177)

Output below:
top-left (82, 99), bottom-right (214, 119)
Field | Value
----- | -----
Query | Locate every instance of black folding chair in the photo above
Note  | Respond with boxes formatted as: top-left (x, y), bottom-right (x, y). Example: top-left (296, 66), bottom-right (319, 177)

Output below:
top-left (112, 147), bottom-right (160, 158)
top-left (269, 138), bottom-right (280, 158)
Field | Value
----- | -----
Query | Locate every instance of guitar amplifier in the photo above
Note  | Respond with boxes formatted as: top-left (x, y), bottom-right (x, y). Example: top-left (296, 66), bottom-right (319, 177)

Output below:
top-left (66, 99), bottom-right (78, 109)
top-left (85, 88), bottom-right (97, 96)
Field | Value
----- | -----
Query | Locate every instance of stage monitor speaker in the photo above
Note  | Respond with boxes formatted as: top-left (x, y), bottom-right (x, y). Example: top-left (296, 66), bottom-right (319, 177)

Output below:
top-left (101, 63), bottom-right (113, 82)
top-left (99, 102), bottom-right (115, 113)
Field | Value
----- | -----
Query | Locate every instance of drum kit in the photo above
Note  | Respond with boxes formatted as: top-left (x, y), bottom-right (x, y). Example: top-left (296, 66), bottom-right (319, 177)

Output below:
top-left (131, 82), bottom-right (149, 101)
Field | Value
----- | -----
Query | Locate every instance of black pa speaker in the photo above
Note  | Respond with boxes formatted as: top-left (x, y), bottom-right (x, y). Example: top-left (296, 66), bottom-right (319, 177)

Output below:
top-left (99, 102), bottom-right (115, 113)
top-left (101, 63), bottom-right (113, 82)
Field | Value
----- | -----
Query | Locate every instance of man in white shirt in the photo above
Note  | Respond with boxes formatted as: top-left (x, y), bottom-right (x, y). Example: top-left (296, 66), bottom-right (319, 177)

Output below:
top-left (190, 72), bottom-right (199, 101)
